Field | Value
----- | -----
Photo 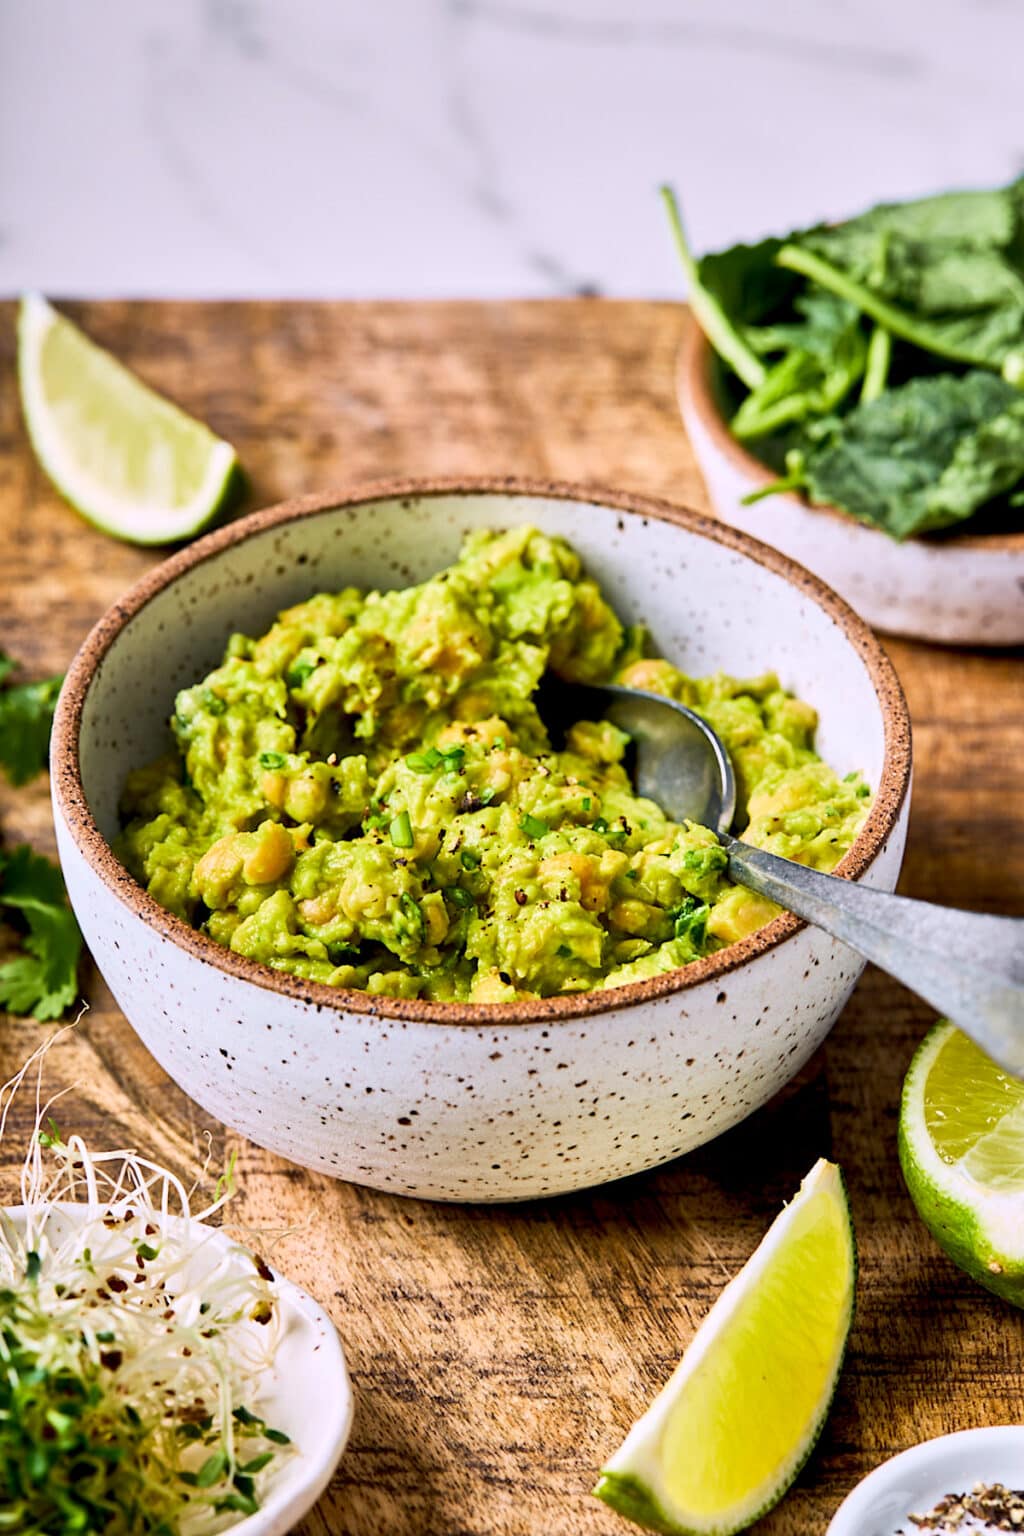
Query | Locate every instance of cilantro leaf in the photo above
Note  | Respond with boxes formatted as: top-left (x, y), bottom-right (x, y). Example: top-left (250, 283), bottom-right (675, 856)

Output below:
top-left (791, 371), bottom-right (1024, 539)
top-left (0, 653), bottom-right (64, 785)
top-left (0, 845), bottom-right (81, 1020)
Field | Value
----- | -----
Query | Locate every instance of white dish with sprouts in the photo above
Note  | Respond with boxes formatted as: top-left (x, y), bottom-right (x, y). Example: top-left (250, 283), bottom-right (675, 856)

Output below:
top-left (0, 1095), bottom-right (353, 1536)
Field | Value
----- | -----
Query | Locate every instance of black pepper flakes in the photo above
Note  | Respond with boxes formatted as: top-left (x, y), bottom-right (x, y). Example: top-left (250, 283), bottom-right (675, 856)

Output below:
top-left (908, 1482), bottom-right (1024, 1531)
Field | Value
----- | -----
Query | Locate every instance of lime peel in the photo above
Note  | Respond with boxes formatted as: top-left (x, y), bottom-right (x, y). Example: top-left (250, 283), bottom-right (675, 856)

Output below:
top-left (594, 1159), bottom-right (855, 1536)
top-left (899, 1020), bottom-right (1024, 1308)
top-left (18, 293), bottom-right (242, 546)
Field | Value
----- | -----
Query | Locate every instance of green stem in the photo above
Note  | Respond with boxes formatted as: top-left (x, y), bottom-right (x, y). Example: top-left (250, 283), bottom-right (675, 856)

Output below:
top-left (732, 395), bottom-right (809, 441)
top-left (740, 472), bottom-right (807, 505)
top-left (776, 243), bottom-right (985, 367)
top-left (861, 325), bottom-right (892, 403)
top-left (660, 184), bottom-right (766, 390)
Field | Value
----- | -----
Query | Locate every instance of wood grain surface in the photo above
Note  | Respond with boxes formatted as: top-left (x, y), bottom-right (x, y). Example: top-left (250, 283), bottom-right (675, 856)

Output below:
top-left (1, 299), bottom-right (1023, 1536)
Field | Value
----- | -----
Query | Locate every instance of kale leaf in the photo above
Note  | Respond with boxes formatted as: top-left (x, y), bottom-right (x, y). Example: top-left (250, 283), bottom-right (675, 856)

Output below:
top-left (775, 177), bottom-right (1024, 372)
top-left (0, 844), bottom-right (82, 1020)
top-left (789, 371), bottom-right (1024, 539)
top-left (0, 654), bottom-right (64, 785)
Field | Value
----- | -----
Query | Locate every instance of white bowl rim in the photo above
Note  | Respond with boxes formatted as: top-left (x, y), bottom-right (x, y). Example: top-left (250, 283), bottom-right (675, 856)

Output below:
top-left (825, 1424), bottom-right (1024, 1535)
top-left (678, 312), bottom-right (1024, 554)
top-left (51, 475), bottom-right (912, 1028)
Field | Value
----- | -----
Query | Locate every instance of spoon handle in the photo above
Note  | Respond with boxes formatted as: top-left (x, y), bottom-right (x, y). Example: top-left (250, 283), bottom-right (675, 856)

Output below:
top-left (722, 835), bottom-right (1024, 1076)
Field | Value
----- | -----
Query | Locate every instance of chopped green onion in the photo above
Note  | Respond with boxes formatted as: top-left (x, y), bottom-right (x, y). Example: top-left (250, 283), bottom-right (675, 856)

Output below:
top-left (478, 786), bottom-right (496, 806)
top-left (446, 886), bottom-right (473, 909)
top-left (389, 811), bottom-right (414, 848)
top-left (672, 899), bottom-right (709, 947)
top-left (327, 942), bottom-right (360, 965)
top-left (406, 746), bottom-right (445, 773)
top-left (286, 657), bottom-right (317, 688)
top-left (592, 817), bottom-right (609, 833)
top-left (556, 944), bottom-right (572, 959)
top-left (460, 848), bottom-right (482, 870)
top-left (581, 797), bottom-right (592, 812)
top-left (519, 813), bottom-right (548, 839)
top-left (398, 891), bottom-right (424, 938)
top-left (258, 752), bottom-right (287, 770)
top-left (202, 689), bottom-right (227, 717)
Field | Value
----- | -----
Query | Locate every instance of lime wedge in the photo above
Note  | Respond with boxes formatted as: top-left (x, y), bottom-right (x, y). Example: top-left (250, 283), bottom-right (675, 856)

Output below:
top-left (899, 1019), bottom-right (1024, 1308)
top-left (594, 1159), bottom-right (855, 1536)
top-left (18, 293), bottom-right (242, 545)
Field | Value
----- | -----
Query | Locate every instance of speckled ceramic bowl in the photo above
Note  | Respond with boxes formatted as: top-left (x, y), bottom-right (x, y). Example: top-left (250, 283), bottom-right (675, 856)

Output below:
top-left (51, 479), bottom-right (912, 1202)
top-left (678, 314), bottom-right (1024, 646)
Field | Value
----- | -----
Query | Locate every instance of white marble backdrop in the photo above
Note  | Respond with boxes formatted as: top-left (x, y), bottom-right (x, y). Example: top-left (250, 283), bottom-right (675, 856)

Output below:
top-left (1, 0), bottom-right (1021, 297)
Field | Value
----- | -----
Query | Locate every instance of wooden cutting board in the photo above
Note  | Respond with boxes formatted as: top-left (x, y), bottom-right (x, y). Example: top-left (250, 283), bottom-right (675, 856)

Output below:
top-left (2, 299), bottom-right (1023, 1536)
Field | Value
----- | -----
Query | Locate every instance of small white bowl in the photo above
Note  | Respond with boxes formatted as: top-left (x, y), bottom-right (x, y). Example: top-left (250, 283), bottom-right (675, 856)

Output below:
top-left (51, 479), bottom-right (911, 1201)
top-left (678, 315), bottom-right (1024, 646)
top-left (5, 1204), bottom-right (353, 1536)
top-left (827, 1425), bottom-right (1024, 1536)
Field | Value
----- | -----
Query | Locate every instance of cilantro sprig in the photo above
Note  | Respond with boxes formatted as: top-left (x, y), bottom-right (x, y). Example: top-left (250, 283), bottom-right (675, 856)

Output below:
top-left (0, 652), bottom-right (63, 786)
top-left (0, 844), bottom-right (81, 1021)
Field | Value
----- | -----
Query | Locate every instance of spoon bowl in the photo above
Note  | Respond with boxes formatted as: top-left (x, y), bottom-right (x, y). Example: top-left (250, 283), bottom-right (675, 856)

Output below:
top-left (545, 678), bottom-right (1024, 1076)
top-left (537, 675), bottom-right (736, 831)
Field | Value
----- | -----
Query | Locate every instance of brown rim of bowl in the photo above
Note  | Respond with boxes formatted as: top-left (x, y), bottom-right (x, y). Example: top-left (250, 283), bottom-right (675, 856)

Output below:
top-left (52, 475), bottom-right (912, 1028)
top-left (677, 311), bottom-right (1024, 553)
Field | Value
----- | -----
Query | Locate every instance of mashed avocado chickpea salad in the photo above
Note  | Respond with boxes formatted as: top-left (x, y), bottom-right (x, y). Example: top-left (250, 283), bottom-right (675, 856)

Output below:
top-left (117, 528), bottom-right (870, 1003)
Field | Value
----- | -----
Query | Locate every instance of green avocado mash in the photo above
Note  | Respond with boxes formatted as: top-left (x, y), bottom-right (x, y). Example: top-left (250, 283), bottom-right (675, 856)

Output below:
top-left (117, 527), bottom-right (870, 1002)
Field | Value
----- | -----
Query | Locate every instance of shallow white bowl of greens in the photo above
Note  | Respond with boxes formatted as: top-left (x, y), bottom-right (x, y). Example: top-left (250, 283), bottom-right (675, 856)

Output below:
top-left (668, 174), bottom-right (1024, 646)
top-left (679, 317), bottom-right (1024, 647)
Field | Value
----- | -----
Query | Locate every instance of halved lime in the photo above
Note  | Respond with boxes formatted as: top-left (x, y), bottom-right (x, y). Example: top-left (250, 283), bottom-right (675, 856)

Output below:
top-left (899, 1019), bottom-right (1024, 1308)
top-left (594, 1159), bottom-right (855, 1536)
top-left (18, 293), bottom-right (242, 545)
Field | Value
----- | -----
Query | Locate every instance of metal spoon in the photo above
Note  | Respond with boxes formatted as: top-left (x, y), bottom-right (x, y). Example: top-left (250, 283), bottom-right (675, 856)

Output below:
top-left (539, 677), bottom-right (1024, 1076)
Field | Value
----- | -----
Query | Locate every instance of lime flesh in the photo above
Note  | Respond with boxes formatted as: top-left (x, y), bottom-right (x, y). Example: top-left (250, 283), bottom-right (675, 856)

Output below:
top-left (18, 293), bottom-right (241, 545)
top-left (594, 1159), bottom-right (855, 1536)
top-left (900, 1020), bottom-right (1024, 1307)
